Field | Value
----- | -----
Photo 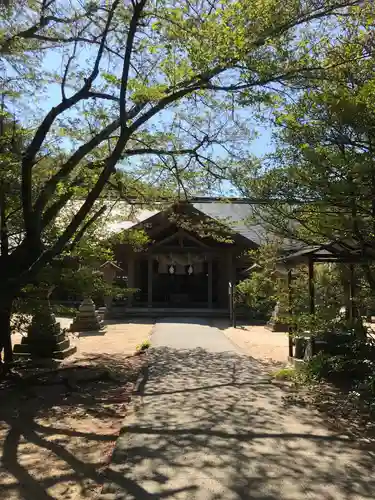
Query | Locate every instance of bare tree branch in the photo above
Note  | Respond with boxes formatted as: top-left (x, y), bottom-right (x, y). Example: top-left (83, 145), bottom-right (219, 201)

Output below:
top-left (69, 205), bottom-right (107, 251)
top-left (61, 39), bottom-right (78, 100)
top-left (87, 92), bottom-right (120, 102)
top-left (30, 0), bottom-right (149, 268)
top-left (120, 0), bottom-right (147, 124)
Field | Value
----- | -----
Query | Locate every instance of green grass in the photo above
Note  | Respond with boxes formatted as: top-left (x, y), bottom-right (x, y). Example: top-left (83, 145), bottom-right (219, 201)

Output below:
top-left (273, 367), bottom-right (296, 381)
top-left (136, 339), bottom-right (151, 352)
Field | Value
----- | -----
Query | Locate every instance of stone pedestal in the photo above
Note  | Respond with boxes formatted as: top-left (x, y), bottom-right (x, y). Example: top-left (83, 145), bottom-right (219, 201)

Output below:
top-left (13, 308), bottom-right (77, 360)
top-left (266, 301), bottom-right (289, 332)
top-left (70, 298), bottom-right (106, 333)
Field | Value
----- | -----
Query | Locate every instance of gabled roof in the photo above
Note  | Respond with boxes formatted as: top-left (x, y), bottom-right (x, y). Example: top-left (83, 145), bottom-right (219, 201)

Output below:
top-left (192, 201), bottom-right (266, 245)
top-left (103, 198), bottom-right (301, 251)
top-left (281, 239), bottom-right (375, 264)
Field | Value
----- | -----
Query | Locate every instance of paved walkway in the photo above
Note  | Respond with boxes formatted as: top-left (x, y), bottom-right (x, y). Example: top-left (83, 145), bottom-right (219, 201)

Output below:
top-left (101, 319), bottom-right (375, 500)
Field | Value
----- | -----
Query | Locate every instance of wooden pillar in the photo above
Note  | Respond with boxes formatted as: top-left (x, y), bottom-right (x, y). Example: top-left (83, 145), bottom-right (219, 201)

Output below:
top-left (227, 251), bottom-right (234, 317)
top-left (308, 257), bottom-right (315, 315)
top-left (127, 255), bottom-right (135, 306)
top-left (147, 255), bottom-right (153, 307)
top-left (227, 251), bottom-right (234, 286)
top-left (342, 264), bottom-right (351, 320)
top-left (208, 258), bottom-right (213, 309)
top-left (218, 254), bottom-right (227, 307)
top-left (288, 268), bottom-right (293, 358)
top-left (228, 282), bottom-right (233, 321)
top-left (349, 263), bottom-right (355, 320)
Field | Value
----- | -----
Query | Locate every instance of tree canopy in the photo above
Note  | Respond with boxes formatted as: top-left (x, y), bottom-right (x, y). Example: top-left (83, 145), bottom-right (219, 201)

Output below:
top-left (0, 0), bottom-right (369, 363)
top-left (233, 2), bottom-right (375, 264)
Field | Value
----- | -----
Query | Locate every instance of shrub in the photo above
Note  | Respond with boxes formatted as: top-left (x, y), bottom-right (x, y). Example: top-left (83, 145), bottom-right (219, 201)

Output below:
top-left (304, 352), bottom-right (332, 381)
top-left (303, 337), bottom-right (375, 388)
top-left (51, 304), bottom-right (78, 317)
top-left (273, 367), bottom-right (296, 380)
top-left (136, 339), bottom-right (151, 352)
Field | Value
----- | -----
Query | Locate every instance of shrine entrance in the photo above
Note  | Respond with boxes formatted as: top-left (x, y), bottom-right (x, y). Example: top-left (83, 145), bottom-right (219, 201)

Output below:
top-left (114, 209), bottom-right (250, 312)
top-left (136, 254), bottom-right (218, 308)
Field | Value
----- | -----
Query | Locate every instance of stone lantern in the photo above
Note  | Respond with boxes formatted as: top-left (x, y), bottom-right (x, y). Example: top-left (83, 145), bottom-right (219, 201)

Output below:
top-left (70, 297), bottom-right (106, 334)
top-left (13, 286), bottom-right (77, 361)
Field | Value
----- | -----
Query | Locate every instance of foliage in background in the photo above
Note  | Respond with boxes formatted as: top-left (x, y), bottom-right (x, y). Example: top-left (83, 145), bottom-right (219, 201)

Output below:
top-left (236, 242), bottom-right (345, 328)
top-left (0, 0), bottom-right (370, 364)
top-left (10, 216), bottom-right (137, 336)
top-left (236, 242), bottom-right (284, 319)
top-left (232, 1), bottom-right (375, 292)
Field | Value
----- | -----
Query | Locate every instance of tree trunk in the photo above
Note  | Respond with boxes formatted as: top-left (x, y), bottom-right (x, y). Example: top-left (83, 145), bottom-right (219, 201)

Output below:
top-left (0, 294), bottom-right (14, 367)
top-left (363, 264), bottom-right (375, 293)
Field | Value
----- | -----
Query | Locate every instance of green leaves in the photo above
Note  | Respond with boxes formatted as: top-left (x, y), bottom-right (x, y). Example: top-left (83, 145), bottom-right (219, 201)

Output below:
top-left (129, 81), bottom-right (168, 104)
top-left (102, 72), bottom-right (121, 86)
top-left (234, 1), bottom-right (375, 288)
top-left (1, 0), bottom-right (371, 304)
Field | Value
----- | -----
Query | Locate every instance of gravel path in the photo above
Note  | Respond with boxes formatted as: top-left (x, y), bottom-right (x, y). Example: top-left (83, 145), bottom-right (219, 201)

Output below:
top-left (151, 318), bottom-right (239, 352)
top-left (101, 319), bottom-right (375, 500)
top-left (215, 321), bottom-right (289, 365)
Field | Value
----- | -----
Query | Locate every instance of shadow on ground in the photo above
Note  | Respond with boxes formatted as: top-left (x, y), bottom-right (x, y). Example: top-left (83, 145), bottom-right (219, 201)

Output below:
top-left (102, 347), bottom-right (375, 500)
top-left (0, 353), bottom-right (145, 500)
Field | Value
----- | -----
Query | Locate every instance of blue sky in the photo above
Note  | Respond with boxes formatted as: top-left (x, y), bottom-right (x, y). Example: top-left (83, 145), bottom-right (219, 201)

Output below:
top-left (25, 49), bottom-right (275, 198)
top-left (39, 48), bottom-right (274, 159)
top-left (39, 82), bottom-right (274, 162)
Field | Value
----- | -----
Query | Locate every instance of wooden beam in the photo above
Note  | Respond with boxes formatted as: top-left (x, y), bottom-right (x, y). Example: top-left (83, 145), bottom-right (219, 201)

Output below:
top-left (153, 228), bottom-right (210, 249)
top-left (208, 258), bottom-right (213, 308)
top-left (308, 257), bottom-right (315, 315)
top-left (288, 269), bottom-right (293, 358)
top-left (147, 255), bottom-right (153, 307)
top-left (150, 246), bottom-right (214, 254)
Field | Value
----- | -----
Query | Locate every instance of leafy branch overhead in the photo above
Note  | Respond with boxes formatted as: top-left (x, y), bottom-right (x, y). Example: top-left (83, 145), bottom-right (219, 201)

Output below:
top-left (233, 0), bottom-right (375, 258)
top-left (0, 0), bottom-right (370, 364)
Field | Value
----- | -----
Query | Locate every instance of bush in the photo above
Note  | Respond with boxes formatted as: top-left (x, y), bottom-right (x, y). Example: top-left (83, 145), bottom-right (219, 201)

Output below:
top-left (304, 352), bottom-right (332, 380)
top-left (51, 304), bottom-right (78, 317)
top-left (136, 339), bottom-right (151, 352)
top-left (273, 367), bottom-right (296, 380)
top-left (303, 338), bottom-right (375, 387)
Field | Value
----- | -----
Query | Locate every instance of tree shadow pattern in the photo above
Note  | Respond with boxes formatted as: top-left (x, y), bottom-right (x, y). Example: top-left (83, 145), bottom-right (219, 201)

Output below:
top-left (101, 347), bottom-right (375, 500)
top-left (0, 353), bottom-right (146, 499)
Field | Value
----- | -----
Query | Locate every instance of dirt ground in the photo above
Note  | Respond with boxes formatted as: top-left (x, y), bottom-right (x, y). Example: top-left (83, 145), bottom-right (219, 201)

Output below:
top-left (213, 320), bottom-right (289, 366)
top-left (0, 319), bottom-right (154, 500)
top-left (11, 318), bottom-right (154, 361)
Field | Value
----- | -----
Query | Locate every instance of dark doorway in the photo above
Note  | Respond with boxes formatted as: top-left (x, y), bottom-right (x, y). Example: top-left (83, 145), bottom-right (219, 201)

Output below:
top-left (135, 258), bottom-right (218, 308)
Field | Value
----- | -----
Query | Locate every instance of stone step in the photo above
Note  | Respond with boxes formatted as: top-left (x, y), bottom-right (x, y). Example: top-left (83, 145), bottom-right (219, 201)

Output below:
top-left (52, 345), bottom-right (77, 359)
top-left (14, 345), bottom-right (77, 361)
top-left (107, 307), bottom-right (231, 319)
top-left (70, 321), bottom-right (105, 332)
top-left (14, 338), bottom-right (71, 354)
top-left (21, 332), bottom-right (66, 344)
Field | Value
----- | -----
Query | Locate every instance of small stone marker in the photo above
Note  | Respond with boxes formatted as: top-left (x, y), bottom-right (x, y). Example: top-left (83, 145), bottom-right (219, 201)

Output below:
top-left (267, 301), bottom-right (289, 332)
top-left (70, 297), bottom-right (106, 333)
